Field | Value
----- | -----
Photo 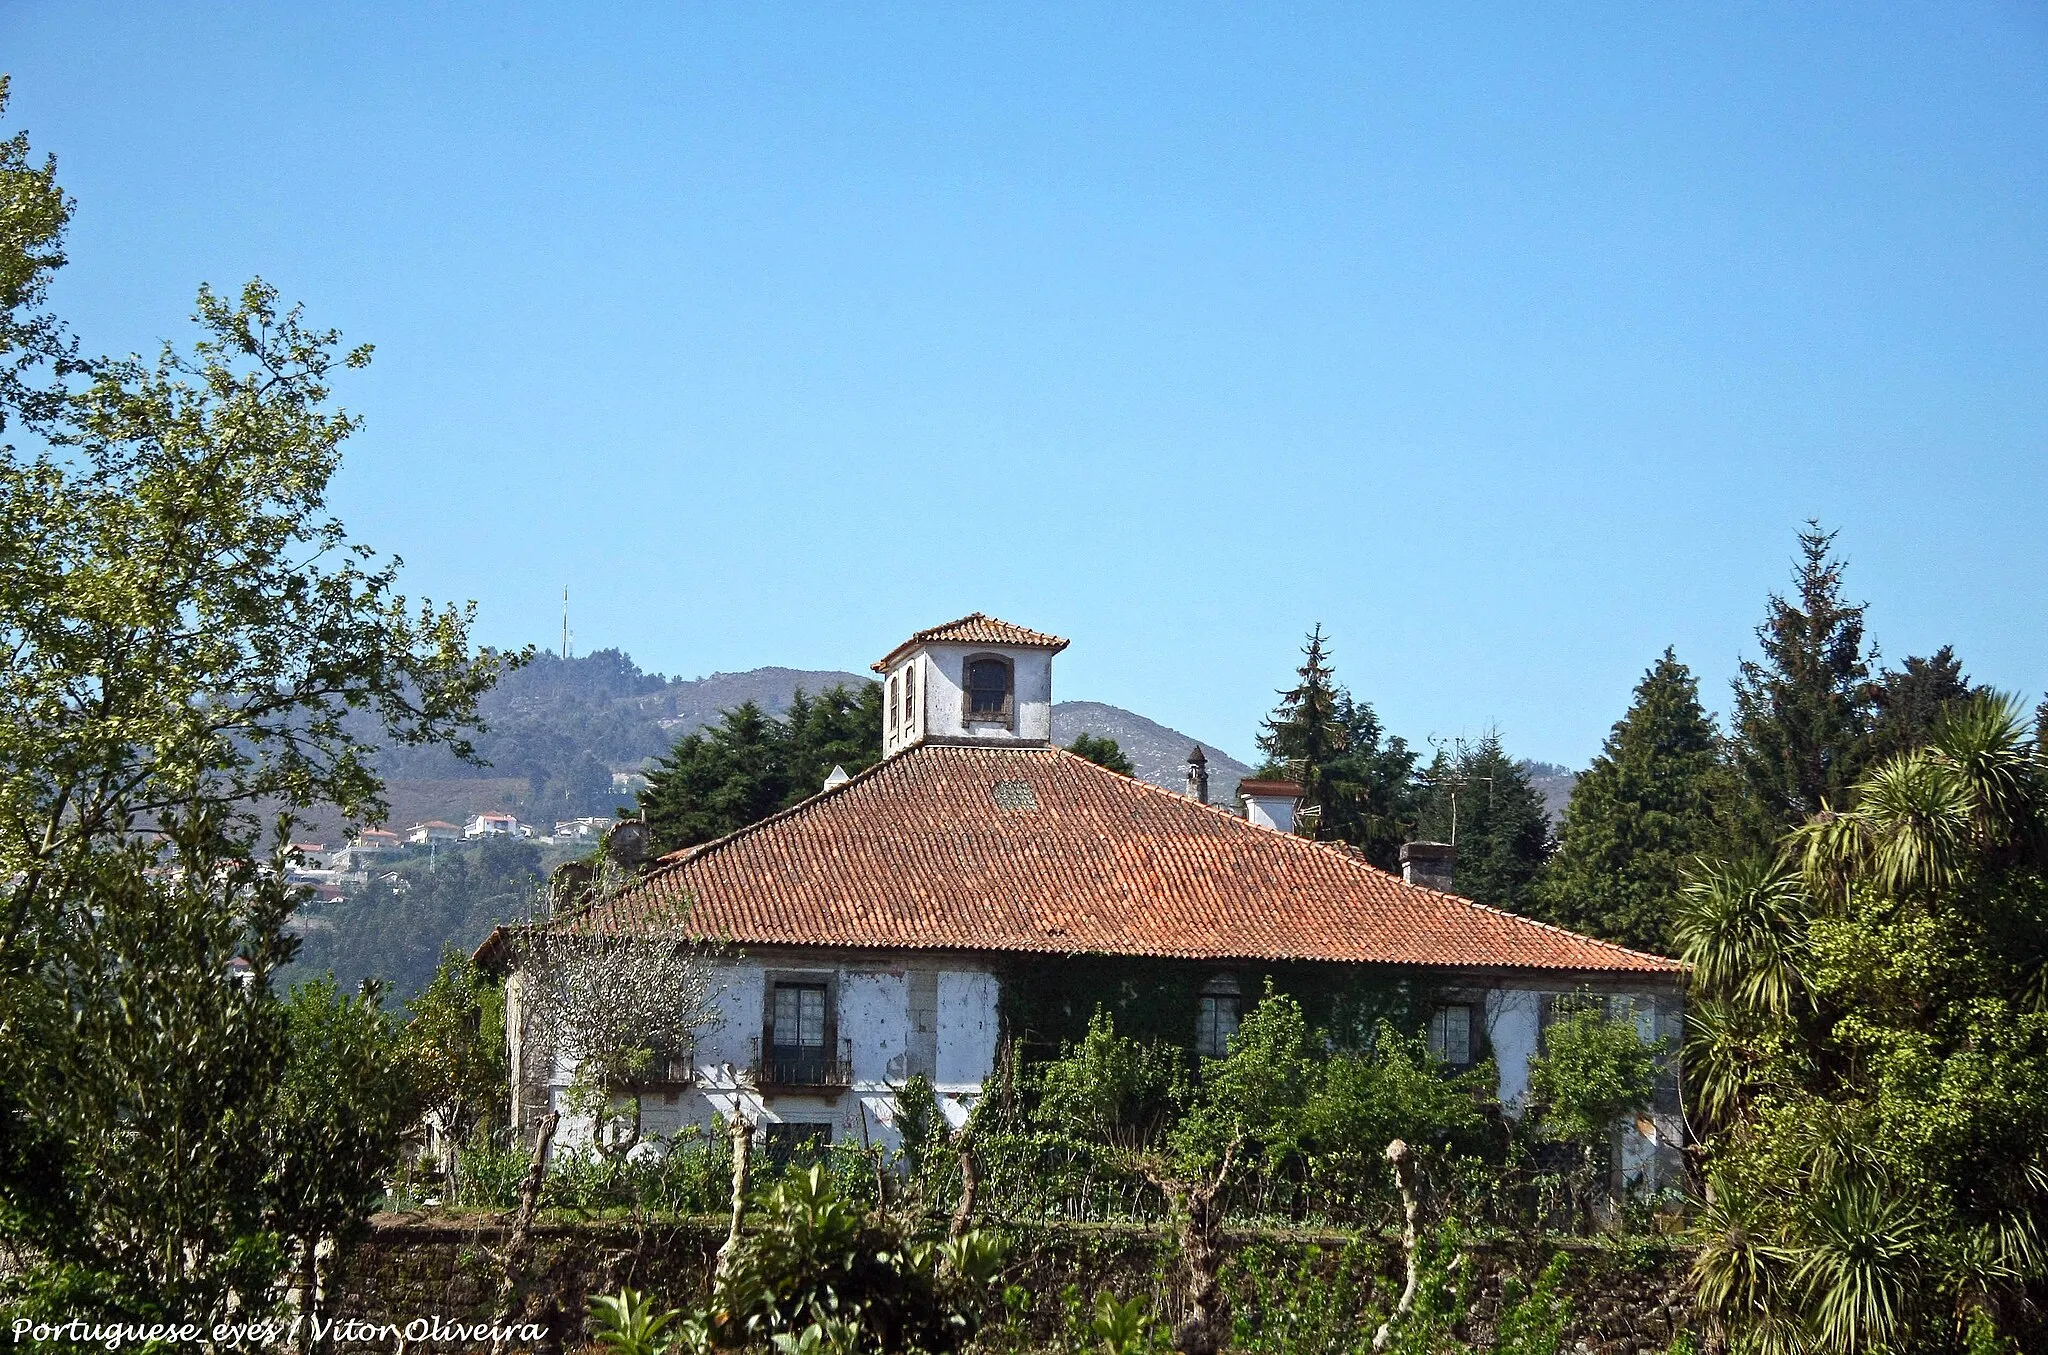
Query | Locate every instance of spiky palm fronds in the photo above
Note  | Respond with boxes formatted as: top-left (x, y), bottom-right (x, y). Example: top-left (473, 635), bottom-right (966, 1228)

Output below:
top-left (1678, 856), bottom-right (1810, 1015)
top-left (1692, 1171), bottom-right (1803, 1355)
top-left (1786, 1179), bottom-right (1924, 1355)
top-left (1928, 695), bottom-right (2041, 849)
top-left (1799, 694), bottom-right (2044, 907)
top-left (1685, 997), bottom-right (1766, 1132)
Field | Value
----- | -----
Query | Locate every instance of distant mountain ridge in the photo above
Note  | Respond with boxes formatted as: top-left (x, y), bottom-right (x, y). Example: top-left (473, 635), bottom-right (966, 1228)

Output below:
top-left (1051, 701), bottom-right (1253, 805)
top-left (295, 652), bottom-right (1256, 841)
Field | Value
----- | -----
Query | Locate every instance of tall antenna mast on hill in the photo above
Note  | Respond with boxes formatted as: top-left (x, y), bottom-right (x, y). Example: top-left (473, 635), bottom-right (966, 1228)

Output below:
top-left (561, 587), bottom-right (572, 660)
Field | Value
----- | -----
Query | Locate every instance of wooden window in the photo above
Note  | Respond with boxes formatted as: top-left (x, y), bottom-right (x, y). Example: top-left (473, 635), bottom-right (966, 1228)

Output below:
top-left (1429, 1004), bottom-right (1474, 1066)
top-left (902, 663), bottom-right (915, 731)
top-left (1196, 994), bottom-right (1241, 1059)
top-left (769, 982), bottom-right (830, 1085)
top-left (964, 655), bottom-right (1013, 725)
top-left (885, 675), bottom-right (898, 733)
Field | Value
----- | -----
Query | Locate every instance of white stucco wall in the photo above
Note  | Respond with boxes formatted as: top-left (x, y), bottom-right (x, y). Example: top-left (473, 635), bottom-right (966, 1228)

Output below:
top-left (1242, 795), bottom-right (1297, 833)
top-left (890, 642), bottom-right (1054, 753)
top-left (533, 954), bottom-right (1000, 1156)
top-left (841, 967), bottom-right (910, 1083)
top-left (936, 970), bottom-right (1000, 1091)
top-left (1484, 987), bottom-right (1543, 1113)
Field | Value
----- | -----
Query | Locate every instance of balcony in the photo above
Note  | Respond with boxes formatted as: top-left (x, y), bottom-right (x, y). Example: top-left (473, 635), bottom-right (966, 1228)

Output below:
top-left (748, 1038), bottom-right (854, 1093)
top-left (628, 1054), bottom-right (698, 1091)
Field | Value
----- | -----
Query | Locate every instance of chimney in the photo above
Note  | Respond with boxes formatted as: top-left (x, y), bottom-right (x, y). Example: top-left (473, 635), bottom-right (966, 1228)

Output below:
top-left (1400, 841), bottom-right (1457, 892)
top-left (1185, 745), bottom-right (1209, 803)
top-left (1239, 778), bottom-right (1303, 834)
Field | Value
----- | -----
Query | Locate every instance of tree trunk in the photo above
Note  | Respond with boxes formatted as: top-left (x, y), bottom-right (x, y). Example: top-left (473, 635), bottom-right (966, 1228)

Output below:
top-left (1142, 1142), bottom-right (1236, 1355)
top-left (489, 1109), bottom-right (557, 1355)
top-left (1372, 1139), bottom-right (1419, 1352)
top-left (949, 1132), bottom-right (980, 1240)
top-left (717, 1108), bottom-right (754, 1278)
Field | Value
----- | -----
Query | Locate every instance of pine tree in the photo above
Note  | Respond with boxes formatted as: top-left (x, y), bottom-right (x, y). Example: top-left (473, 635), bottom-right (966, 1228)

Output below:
top-left (638, 686), bottom-right (882, 854)
top-left (1318, 693), bottom-right (1421, 870)
top-left (1255, 626), bottom-right (1420, 863)
top-left (638, 701), bottom-right (792, 852)
top-left (1530, 649), bottom-right (1732, 955)
top-left (1256, 625), bottom-right (1345, 793)
top-left (1414, 733), bottom-right (1550, 911)
top-left (1730, 523), bottom-right (1875, 839)
top-left (1867, 645), bottom-right (1976, 765)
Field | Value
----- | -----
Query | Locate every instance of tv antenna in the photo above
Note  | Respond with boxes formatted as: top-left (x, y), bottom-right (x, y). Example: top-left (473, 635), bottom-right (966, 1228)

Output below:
top-left (1422, 736), bottom-right (1492, 846)
top-left (561, 586), bottom-right (573, 660)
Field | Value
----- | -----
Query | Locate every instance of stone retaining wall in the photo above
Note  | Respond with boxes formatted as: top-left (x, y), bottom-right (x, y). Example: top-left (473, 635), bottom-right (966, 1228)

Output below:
top-left (327, 1215), bottom-right (1693, 1354)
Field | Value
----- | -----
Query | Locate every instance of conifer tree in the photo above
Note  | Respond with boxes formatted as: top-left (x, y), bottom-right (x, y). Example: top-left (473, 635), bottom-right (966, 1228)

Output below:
top-left (638, 685), bottom-right (882, 853)
top-left (1529, 649), bottom-right (1732, 955)
top-left (1867, 645), bottom-right (1977, 764)
top-left (1255, 627), bottom-right (1420, 864)
top-left (1256, 625), bottom-right (1344, 790)
top-left (1414, 733), bottom-right (1550, 911)
top-left (1318, 693), bottom-right (1421, 870)
top-left (1066, 733), bottom-right (1135, 776)
top-left (1729, 524), bottom-right (1876, 841)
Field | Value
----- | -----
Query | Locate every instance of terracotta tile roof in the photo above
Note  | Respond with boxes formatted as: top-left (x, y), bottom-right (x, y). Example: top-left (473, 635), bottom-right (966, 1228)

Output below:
top-left (872, 613), bottom-right (1071, 672)
top-left (554, 745), bottom-right (1683, 975)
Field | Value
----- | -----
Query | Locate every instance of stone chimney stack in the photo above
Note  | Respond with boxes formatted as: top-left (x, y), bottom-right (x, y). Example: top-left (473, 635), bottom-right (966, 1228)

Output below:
top-left (1185, 745), bottom-right (1209, 803)
top-left (1400, 841), bottom-right (1457, 893)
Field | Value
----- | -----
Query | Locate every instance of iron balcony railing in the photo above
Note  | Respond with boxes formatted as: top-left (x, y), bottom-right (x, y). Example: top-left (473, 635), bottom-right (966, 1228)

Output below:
top-left (748, 1037), bottom-right (854, 1090)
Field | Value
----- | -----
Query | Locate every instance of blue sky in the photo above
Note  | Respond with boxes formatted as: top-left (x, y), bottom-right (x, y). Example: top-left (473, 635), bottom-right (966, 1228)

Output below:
top-left (7, 4), bottom-right (2046, 766)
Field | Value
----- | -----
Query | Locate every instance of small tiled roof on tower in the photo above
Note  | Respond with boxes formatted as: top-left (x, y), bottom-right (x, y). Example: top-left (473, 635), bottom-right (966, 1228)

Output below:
top-left (525, 744), bottom-right (1684, 976)
top-left (871, 613), bottom-right (1071, 673)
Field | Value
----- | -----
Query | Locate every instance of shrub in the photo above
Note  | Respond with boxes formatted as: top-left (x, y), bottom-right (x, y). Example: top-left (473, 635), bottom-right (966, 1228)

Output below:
top-left (711, 1166), bottom-right (1006, 1354)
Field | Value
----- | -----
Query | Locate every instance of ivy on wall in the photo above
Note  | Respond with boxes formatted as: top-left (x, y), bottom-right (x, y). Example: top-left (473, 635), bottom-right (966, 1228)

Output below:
top-left (994, 956), bottom-right (1438, 1057)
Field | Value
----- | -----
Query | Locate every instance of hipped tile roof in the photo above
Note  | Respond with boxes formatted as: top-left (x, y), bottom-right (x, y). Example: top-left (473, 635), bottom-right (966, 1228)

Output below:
top-left (872, 613), bottom-right (1070, 672)
top-left (551, 745), bottom-right (1683, 975)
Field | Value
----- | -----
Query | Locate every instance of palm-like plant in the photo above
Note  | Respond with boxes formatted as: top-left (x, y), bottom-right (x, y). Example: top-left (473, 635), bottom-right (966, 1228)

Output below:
top-left (1686, 693), bottom-right (2048, 1353)
top-left (1676, 857), bottom-right (1809, 1016)
top-left (590, 1287), bottom-right (683, 1355)
top-left (1787, 1179), bottom-right (1923, 1354)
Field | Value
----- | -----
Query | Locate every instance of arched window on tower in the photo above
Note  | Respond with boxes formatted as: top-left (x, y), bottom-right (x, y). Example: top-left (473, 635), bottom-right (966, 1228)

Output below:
top-left (963, 655), bottom-right (1014, 726)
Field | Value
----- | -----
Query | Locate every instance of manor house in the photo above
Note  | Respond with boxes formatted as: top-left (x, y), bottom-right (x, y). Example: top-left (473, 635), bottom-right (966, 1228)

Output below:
top-left (482, 614), bottom-right (1687, 1190)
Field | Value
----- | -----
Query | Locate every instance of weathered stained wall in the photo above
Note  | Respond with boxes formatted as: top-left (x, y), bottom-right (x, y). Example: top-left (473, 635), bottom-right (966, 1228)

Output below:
top-left (532, 953), bottom-right (1001, 1156)
top-left (889, 641), bottom-right (1055, 752)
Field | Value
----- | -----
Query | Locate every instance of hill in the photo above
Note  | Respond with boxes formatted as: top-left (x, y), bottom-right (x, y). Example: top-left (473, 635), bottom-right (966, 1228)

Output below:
top-left (1051, 701), bottom-right (1252, 805)
top-left (1519, 760), bottom-right (1580, 826)
top-left (298, 651), bottom-right (1256, 844)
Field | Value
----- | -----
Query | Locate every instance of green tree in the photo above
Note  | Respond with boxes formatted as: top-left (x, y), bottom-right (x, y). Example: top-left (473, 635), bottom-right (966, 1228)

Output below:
top-left (1729, 523), bottom-right (1876, 841)
top-left (0, 77), bottom-right (81, 433)
top-left (1, 814), bottom-right (297, 1326)
top-left (638, 684), bottom-right (882, 853)
top-left (1415, 734), bottom-right (1551, 911)
top-left (1530, 650), bottom-right (1733, 954)
top-left (784, 682), bottom-right (885, 794)
top-left (1066, 733), bottom-right (1135, 776)
top-left (400, 948), bottom-right (508, 1179)
top-left (1868, 645), bottom-right (1978, 765)
top-left (0, 95), bottom-right (502, 1324)
top-left (1257, 627), bottom-right (1421, 867)
top-left (1683, 696), bottom-right (2048, 1353)
top-left (1173, 987), bottom-right (1321, 1175)
top-left (1318, 692), bottom-right (1423, 870)
top-left (1035, 1009), bottom-right (1188, 1148)
top-left (268, 976), bottom-right (416, 1331)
